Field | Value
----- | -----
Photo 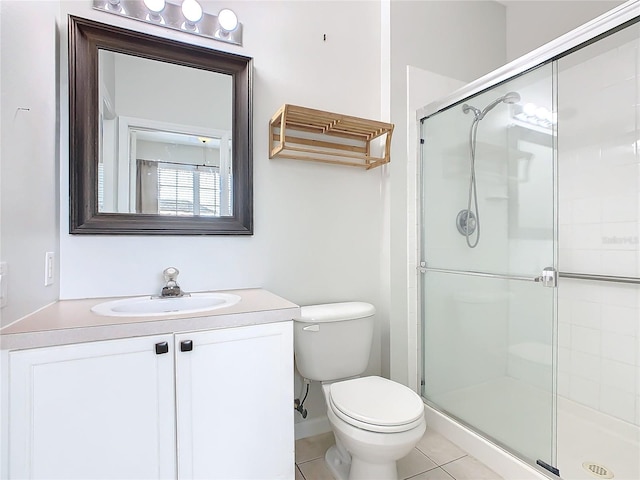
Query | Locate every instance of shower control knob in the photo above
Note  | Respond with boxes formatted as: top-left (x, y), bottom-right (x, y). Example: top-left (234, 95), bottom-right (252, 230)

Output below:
top-left (456, 209), bottom-right (477, 236)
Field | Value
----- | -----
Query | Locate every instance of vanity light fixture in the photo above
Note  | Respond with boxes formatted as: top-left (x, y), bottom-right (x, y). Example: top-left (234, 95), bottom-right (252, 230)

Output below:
top-left (143, 0), bottom-right (165, 22)
top-left (217, 8), bottom-right (238, 31)
top-left (107, 0), bottom-right (125, 13)
top-left (92, 0), bottom-right (243, 46)
top-left (214, 8), bottom-right (239, 40)
top-left (181, 0), bottom-right (203, 30)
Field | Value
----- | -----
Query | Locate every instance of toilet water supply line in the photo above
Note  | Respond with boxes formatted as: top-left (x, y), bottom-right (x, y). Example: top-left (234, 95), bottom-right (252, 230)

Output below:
top-left (294, 378), bottom-right (311, 418)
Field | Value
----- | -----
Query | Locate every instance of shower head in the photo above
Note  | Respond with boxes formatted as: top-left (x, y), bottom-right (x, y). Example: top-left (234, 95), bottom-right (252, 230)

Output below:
top-left (462, 91), bottom-right (520, 120)
top-left (479, 91), bottom-right (521, 119)
top-left (501, 91), bottom-right (521, 104)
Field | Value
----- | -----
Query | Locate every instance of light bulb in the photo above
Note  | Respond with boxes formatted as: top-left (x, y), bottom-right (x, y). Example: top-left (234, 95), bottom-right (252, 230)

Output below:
top-left (144, 0), bottom-right (165, 13)
top-left (218, 9), bottom-right (238, 32)
top-left (182, 0), bottom-right (203, 24)
top-left (107, 0), bottom-right (124, 12)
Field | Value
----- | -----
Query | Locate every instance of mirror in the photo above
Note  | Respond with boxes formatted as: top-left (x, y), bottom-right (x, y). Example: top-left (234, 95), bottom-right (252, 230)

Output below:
top-left (69, 16), bottom-right (252, 234)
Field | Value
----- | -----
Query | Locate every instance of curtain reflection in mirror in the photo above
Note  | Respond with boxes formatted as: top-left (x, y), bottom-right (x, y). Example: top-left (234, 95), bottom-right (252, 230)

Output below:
top-left (136, 160), bottom-right (228, 216)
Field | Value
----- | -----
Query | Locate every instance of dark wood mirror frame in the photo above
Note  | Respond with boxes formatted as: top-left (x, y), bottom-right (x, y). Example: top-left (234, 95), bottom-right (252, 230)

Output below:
top-left (69, 15), bottom-right (253, 235)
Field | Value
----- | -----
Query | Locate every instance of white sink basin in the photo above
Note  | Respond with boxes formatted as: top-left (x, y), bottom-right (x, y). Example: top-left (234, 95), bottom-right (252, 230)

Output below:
top-left (91, 292), bottom-right (241, 317)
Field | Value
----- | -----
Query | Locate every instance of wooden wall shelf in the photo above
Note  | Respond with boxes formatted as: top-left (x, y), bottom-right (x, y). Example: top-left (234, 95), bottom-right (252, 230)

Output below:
top-left (269, 104), bottom-right (394, 170)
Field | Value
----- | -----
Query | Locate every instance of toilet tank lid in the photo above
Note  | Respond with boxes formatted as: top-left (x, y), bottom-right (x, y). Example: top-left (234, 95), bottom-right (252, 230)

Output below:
top-left (296, 302), bottom-right (375, 323)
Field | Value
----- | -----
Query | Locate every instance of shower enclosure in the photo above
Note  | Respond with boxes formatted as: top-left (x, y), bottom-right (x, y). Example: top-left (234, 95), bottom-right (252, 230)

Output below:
top-left (418, 3), bottom-right (640, 479)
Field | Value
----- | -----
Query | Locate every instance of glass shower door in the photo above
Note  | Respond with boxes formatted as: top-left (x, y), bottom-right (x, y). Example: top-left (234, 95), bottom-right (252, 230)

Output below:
top-left (419, 63), bottom-right (557, 469)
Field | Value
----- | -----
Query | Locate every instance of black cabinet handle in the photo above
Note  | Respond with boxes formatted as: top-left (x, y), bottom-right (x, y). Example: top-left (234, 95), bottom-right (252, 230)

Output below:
top-left (155, 342), bottom-right (169, 355)
top-left (180, 340), bottom-right (193, 352)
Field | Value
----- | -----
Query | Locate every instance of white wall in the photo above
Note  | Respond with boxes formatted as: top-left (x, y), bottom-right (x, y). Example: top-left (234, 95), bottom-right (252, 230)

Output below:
top-left (113, 52), bottom-right (232, 130)
top-left (0, 1), bottom-right (60, 327)
top-left (57, 0), bottom-right (383, 430)
top-left (388, 0), bottom-right (507, 387)
top-left (504, 0), bottom-right (625, 62)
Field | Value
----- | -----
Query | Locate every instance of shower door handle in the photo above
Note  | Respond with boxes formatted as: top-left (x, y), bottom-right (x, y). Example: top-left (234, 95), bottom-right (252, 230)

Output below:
top-left (535, 267), bottom-right (557, 288)
top-left (418, 263), bottom-right (557, 287)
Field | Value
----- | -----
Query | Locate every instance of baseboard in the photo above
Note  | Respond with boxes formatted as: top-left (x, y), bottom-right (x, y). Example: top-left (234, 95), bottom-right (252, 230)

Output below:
top-left (294, 415), bottom-right (331, 440)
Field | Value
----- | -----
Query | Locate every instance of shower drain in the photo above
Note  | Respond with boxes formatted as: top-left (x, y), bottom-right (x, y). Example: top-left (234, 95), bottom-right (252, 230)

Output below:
top-left (582, 462), bottom-right (614, 479)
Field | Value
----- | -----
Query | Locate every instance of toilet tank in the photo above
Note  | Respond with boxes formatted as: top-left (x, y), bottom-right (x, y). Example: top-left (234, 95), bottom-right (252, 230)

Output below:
top-left (294, 302), bottom-right (375, 382)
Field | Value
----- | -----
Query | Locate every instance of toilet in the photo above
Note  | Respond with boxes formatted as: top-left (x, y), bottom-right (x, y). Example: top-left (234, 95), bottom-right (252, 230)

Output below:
top-left (294, 302), bottom-right (426, 480)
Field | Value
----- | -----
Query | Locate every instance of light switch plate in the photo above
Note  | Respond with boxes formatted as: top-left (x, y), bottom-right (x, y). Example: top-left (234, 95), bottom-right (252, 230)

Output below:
top-left (0, 262), bottom-right (7, 308)
top-left (44, 252), bottom-right (55, 287)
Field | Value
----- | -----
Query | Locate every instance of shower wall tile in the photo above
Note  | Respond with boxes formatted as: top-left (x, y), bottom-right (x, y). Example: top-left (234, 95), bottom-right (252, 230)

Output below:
top-left (559, 347), bottom-right (571, 374)
top-left (602, 331), bottom-right (636, 365)
top-left (602, 194), bottom-right (638, 223)
top-left (601, 222), bottom-right (639, 250)
top-left (560, 280), bottom-right (603, 302)
top-left (601, 358), bottom-right (636, 394)
top-left (571, 325), bottom-right (601, 355)
top-left (602, 47), bottom-right (636, 86)
top-left (571, 350), bottom-right (601, 382)
top-left (600, 251), bottom-right (638, 277)
top-left (600, 387), bottom-right (636, 424)
top-left (558, 280), bottom-right (640, 424)
top-left (558, 322), bottom-right (571, 349)
top-left (558, 372), bottom-right (570, 398)
top-left (557, 32), bottom-right (639, 426)
top-left (601, 141), bottom-right (636, 167)
top-left (571, 197), bottom-right (602, 224)
top-left (559, 200), bottom-right (571, 224)
top-left (562, 249), bottom-right (602, 273)
top-left (570, 299), bottom-right (601, 329)
top-left (601, 283), bottom-right (640, 308)
top-left (601, 305), bottom-right (638, 336)
top-left (558, 293), bottom-right (571, 319)
top-left (569, 375), bottom-right (600, 410)
top-left (571, 224), bottom-right (603, 250)
top-left (601, 164), bottom-right (638, 198)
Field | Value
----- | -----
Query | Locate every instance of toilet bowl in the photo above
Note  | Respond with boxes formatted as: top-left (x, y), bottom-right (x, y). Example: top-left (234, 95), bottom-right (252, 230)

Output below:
top-left (293, 302), bottom-right (426, 480)
top-left (322, 377), bottom-right (426, 480)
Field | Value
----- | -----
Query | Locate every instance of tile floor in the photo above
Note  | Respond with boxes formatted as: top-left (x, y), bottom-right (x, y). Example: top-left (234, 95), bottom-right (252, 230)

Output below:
top-left (295, 429), bottom-right (503, 480)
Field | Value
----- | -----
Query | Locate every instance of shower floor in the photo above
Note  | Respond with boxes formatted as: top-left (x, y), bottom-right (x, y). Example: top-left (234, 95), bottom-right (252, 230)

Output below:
top-left (557, 396), bottom-right (639, 480)
top-left (429, 376), bottom-right (639, 480)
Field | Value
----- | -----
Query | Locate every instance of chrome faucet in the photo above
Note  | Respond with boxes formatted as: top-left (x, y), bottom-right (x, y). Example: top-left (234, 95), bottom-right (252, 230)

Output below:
top-left (161, 267), bottom-right (185, 298)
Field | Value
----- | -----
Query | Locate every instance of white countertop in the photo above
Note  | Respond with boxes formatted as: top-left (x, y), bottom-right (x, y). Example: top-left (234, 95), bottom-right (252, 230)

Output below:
top-left (0, 288), bottom-right (300, 350)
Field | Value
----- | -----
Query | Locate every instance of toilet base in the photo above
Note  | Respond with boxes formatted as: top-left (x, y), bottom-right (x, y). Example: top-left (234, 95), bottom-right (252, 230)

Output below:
top-left (349, 456), bottom-right (397, 480)
top-left (325, 444), bottom-right (399, 480)
top-left (325, 445), bottom-right (350, 480)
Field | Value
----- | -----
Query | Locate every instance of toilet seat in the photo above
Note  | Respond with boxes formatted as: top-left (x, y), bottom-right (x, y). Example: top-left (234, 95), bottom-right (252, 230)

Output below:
top-left (328, 376), bottom-right (425, 433)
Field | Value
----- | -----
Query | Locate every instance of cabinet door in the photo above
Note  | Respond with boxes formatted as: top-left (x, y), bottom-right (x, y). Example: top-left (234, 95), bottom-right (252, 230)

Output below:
top-left (176, 321), bottom-right (294, 479)
top-left (9, 335), bottom-right (176, 479)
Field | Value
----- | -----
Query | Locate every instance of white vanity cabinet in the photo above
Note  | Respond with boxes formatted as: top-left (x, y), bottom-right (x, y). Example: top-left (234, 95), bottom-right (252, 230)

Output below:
top-left (175, 322), bottom-right (294, 479)
top-left (7, 321), bottom-right (294, 480)
top-left (8, 333), bottom-right (177, 479)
